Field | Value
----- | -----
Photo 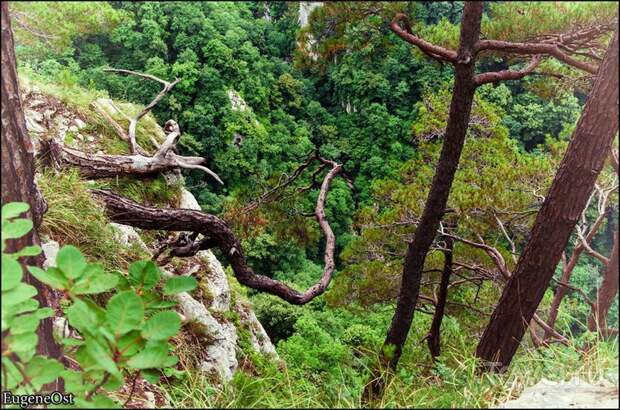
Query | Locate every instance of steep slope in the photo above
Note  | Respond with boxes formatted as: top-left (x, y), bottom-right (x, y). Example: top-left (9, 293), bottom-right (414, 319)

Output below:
top-left (20, 73), bottom-right (278, 393)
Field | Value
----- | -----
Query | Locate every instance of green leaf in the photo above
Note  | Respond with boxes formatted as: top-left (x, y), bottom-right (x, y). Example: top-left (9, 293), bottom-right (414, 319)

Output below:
top-left (117, 330), bottom-right (144, 357)
top-left (61, 338), bottom-right (84, 347)
top-left (2, 299), bottom-right (39, 318)
top-left (85, 339), bottom-right (119, 376)
top-left (12, 245), bottom-right (42, 258)
top-left (1, 357), bottom-right (24, 390)
top-left (61, 369), bottom-right (89, 393)
top-left (28, 266), bottom-right (69, 290)
top-left (8, 332), bottom-right (38, 359)
top-left (141, 311), bottom-right (181, 341)
top-left (114, 271), bottom-right (130, 291)
top-left (141, 368), bottom-right (161, 384)
top-left (146, 299), bottom-right (178, 309)
top-left (34, 307), bottom-right (53, 319)
top-left (25, 357), bottom-right (64, 389)
top-left (1, 202), bottom-right (30, 220)
top-left (1, 283), bottom-right (37, 308)
top-left (2, 218), bottom-right (33, 240)
top-left (1, 254), bottom-right (22, 291)
top-left (56, 245), bottom-right (87, 279)
top-left (162, 354), bottom-right (179, 367)
top-left (73, 264), bottom-right (119, 295)
top-left (66, 299), bottom-right (100, 334)
top-left (128, 260), bottom-right (160, 290)
top-left (126, 345), bottom-right (169, 369)
top-left (7, 313), bottom-right (41, 335)
top-left (163, 276), bottom-right (198, 295)
top-left (106, 291), bottom-right (144, 336)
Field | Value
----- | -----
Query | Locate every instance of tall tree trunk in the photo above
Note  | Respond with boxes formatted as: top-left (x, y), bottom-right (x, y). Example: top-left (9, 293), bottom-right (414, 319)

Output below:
top-left (363, 3), bottom-right (483, 401)
top-left (588, 230), bottom-right (619, 333)
top-left (382, 1), bottom-right (482, 370)
top-left (475, 29), bottom-right (619, 371)
top-left (1, 1), bottom-right (63, 369)
top-left (427, 235), bottom-right (454, 360)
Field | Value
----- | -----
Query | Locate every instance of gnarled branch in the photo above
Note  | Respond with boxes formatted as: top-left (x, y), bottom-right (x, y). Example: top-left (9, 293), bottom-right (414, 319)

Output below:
top-left (475, 39), bottom-right (599, 74)
top-left (389, 13), bottom-right (457, 63)
top-left (91, 159), bottom-right (344, 305)
top-left (103, 68), bottom-right (181, 154)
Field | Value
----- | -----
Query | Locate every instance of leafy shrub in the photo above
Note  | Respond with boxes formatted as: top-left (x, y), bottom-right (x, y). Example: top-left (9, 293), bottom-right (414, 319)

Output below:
top-left (1, 202), bottom-right (197, 407)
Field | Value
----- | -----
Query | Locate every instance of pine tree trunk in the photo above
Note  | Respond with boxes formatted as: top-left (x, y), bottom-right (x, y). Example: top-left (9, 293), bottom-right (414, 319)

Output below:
top-left (475, 29), bottom-right (619, 371)
top-left (382, 1), bottom-right (482, 369)
top-left (588, 230), bottom-right (619, 333)
top-left (427, 235), bottom-right (454, 360)
top-left (363, 4), bottom-right (483, 402)
top-left (544, 248), bottom-right (583, 339)
top-left (1, 1), bottom-right (63, 368)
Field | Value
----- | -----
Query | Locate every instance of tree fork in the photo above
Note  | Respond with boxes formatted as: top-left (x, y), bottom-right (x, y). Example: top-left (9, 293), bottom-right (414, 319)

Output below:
top-left (426, 231), bottom-right (454, 360)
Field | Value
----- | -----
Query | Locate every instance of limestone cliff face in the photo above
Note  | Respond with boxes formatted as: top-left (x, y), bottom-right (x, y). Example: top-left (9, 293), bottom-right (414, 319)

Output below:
top-left (298, 2), bottom-right (323, 27)
top-left (23, 77), bottom-right (278, 386)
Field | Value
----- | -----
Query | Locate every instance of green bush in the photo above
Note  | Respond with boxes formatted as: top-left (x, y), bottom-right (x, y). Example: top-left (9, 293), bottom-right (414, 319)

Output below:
top-left (1, 202), bottom-right (198, 407)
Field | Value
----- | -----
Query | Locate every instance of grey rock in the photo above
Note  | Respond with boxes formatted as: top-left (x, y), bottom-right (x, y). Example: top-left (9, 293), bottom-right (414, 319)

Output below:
top-left (109, 222), bottom-right (150, 253)
top-left (42, 240), bottom-right (60, 269)
top-left (25, 110), bottom-right (46, 134)
top-left (74, 117), bottom-right (87, 129)
top-left (498, 377), bottom-right (619, 409)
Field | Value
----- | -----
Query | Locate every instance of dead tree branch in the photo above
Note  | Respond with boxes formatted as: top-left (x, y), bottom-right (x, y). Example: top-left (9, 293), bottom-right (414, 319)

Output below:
top-left (103, 68), bottom-right (181, 154)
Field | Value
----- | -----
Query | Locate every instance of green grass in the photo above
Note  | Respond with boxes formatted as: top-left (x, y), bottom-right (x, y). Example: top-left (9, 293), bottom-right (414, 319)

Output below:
top-left (95, 173), bottom-right (183, 207)
top-left (162, 327), bottom-right (618, 409)
top-left (38, 168), bottom-right (149, 270)
top-left (19, 67), bottom-right (166, 156)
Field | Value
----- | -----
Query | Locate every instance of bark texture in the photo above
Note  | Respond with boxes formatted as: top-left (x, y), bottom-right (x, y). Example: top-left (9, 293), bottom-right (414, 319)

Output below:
top-left (475, 29), bottom-right (619, 371)
top-left (588, 230), bottom-right (619, 334)
top-left (1, 0), bottom-right (63, 376)
top-left (427, 235), bottom-right (454, 360)
top-left (382, 1), bottom-right (483, 370)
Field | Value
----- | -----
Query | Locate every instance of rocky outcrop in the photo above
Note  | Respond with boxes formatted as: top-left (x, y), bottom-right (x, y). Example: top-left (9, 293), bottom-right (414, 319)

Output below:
top-left (227, 90), bottom-right (250, 112)
top-left (176, 188), bottom-right (278, 372)
top-left (28, 79), bottom-right (277, 384)
top-left (498, 378), bottom-right (619, 409)
top-left (298, 2), bottom-right (323, 27)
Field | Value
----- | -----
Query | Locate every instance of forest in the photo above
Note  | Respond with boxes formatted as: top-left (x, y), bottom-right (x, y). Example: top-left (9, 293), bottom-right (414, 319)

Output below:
top-left (1, 1), bottom-right (618, 408)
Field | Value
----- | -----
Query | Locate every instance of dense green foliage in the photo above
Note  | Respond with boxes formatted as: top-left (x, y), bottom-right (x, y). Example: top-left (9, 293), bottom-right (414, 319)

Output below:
top-left (8, 1), bottom-right (619, 407)
top-left (1, 203), bottom-right (197, 407)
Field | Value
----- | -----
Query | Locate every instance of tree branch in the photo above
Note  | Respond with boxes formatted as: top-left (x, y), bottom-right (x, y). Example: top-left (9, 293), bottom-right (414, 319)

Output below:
top-left (389, 13), bottom-right (457, 63)
top-left (103, 68), bottom-right (181, 154)
top-left (475, 39), bottom-right (599, 74)
top-left (91, 160), bottom-right (344, 305)
top-left (474, 55), bottom-right (542, 86)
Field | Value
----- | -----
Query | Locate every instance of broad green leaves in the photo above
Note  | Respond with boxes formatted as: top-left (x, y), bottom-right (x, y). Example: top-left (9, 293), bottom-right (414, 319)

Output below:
top-left (163, 276), bottom-right (198, 295)
top-left (56, 245), bottom-right (87, 279)
top-left (142, 311), bottom-right (181, 341)
top-left (1, 254), bottom-right (23, 291)
top-left (2, 202), bottom-right (188, 405)
top-left (106, 291), bottom-right (144, 336)
top-left (129, 260), bottom-right (160, 290)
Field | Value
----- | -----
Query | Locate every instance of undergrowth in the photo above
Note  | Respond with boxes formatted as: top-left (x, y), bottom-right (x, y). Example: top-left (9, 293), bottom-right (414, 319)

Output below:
top-left (38, 168), bottom-right (149, 270)
top-left (162, 335), bottom-right (618, 408)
